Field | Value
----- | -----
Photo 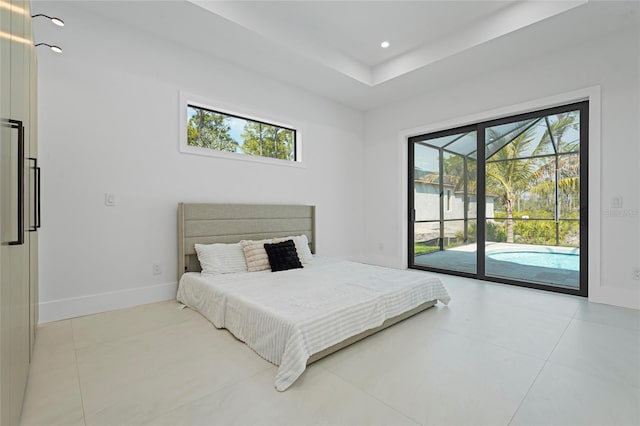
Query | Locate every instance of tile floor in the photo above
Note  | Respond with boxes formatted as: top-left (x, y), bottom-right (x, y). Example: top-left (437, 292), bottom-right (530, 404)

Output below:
top-left (20, 274), bottom-right (640, 426)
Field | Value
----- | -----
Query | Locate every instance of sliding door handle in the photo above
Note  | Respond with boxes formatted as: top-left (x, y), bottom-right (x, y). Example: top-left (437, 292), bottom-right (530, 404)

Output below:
top-left (1, 118), bottom-right (25, 245)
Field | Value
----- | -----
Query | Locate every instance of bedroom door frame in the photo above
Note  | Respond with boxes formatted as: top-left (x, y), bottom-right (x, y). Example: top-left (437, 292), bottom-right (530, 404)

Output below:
top-left (408, 101), bottom-right (589, 297)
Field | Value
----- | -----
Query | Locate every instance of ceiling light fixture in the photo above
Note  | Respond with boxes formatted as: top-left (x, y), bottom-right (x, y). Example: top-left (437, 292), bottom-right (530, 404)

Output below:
top-left (31, 13), bottom-right (65, 27)
top-left (380, 41), bottom-right (390, 49)
top-left (35, 43), bottom-right (62, 53)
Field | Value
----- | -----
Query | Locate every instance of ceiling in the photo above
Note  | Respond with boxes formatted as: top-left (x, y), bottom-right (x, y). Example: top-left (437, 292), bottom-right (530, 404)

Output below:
top-left (35, 1), bottom-right (639, 111)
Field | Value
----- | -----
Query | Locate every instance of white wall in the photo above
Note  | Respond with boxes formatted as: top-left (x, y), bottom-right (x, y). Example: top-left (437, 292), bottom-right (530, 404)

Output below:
top-left (37, 4), bottom-right (639, 319)
top-left (363, 26), bottom-right (640, 309)
top-left (37, 4), bottom-right (365, 322)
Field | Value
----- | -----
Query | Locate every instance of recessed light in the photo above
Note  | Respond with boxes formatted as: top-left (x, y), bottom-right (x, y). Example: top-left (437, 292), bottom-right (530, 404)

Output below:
top-left (380, 41), bottom-right (390, 49)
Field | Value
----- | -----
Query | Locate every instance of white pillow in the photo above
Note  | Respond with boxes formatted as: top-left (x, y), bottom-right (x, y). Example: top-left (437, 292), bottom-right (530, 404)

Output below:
top-left (239, 239), bottom-right (273, 272)
top-left (279, 234), bottom-right (314, 264)
top-left (194, 243), bottom-right (248, 276)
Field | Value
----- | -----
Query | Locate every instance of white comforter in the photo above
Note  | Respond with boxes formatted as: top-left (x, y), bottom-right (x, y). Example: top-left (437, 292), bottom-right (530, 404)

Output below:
top-left (177, 257), bottom-right (450, 391)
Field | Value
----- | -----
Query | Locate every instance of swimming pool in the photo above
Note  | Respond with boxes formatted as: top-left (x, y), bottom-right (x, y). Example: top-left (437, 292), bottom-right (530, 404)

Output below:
top-left (487, 250), bottom-right (579, 271)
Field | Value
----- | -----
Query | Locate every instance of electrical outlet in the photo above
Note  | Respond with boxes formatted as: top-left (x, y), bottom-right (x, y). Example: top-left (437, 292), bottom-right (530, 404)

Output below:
top-left (633, 267), bottom-right (640, 281)
top-left (153, 263), bottom-right (162, 275)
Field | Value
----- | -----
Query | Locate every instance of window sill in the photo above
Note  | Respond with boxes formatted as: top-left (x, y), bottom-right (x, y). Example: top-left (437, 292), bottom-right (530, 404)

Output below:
top-left (180, 145), bottom-right (306, 169)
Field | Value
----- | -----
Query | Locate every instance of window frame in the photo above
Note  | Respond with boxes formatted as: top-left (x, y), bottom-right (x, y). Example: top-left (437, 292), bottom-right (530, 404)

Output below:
top-left (179, 92), bottom-right (304, 168)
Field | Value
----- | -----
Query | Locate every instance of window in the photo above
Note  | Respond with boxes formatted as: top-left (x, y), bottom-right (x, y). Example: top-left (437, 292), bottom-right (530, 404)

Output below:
top-left (180, 96), bottom-right (300, 165)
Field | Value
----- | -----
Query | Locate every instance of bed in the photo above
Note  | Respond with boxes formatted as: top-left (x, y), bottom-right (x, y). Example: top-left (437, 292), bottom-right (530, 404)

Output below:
top-left (176, 203), bottom-right (450, 391)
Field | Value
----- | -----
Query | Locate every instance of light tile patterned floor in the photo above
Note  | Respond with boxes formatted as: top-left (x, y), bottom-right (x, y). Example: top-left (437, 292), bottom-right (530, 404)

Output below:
top-left (19, 274), bottom-right (640, 426)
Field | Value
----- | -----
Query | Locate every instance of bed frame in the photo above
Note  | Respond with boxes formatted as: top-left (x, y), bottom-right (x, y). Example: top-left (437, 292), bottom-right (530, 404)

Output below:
top-left (177, 202), bottom-right (436, 365)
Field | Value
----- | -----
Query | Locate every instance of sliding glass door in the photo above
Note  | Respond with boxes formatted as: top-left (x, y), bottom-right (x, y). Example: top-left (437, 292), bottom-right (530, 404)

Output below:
top-left (409, 127), bottom-right (478, 275)
top-left (409, 102), bottom-right (588, 296)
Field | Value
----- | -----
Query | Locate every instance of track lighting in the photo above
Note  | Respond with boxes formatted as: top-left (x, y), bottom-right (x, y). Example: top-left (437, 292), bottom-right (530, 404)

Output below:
top-left (35, 43), bottom-right (62, 53)
top-left (31, 14), bottom-right (64, 27)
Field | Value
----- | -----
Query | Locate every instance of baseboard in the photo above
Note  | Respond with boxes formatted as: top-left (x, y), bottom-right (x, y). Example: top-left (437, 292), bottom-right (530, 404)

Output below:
top-left (38, 281), bottom-right (178, 324)
top-left (589, 286), bottom-right (640, 310)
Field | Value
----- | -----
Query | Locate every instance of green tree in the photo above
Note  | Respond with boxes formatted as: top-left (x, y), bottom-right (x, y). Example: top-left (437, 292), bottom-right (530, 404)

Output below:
top-left (486, 112), bottom-right (580, 244)
top-left (187, 109), bottom-right (238, 152)
top-left (241, 122), bottom-right (294, 160)
top-left (442, 154), bottom-right (477, 194)
top-left (528, 112), bottom-right (580, 216)
top-left (486, 129), bottom-right (538, 243)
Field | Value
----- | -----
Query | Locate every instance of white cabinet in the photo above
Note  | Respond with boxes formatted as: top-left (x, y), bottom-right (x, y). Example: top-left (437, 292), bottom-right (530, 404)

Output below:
top-left (0, 1), bottom-right (39, 424)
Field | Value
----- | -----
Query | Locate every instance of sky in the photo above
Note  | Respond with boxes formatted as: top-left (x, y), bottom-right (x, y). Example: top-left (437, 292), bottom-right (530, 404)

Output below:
top-left (227, 117), bottom-right (245, 142)
top-left (414, 111), bottom-right (580, 173)
top-left (187, 106), bottom-right (246, 152)
top-left (414, 143), bottom-right (439, 173)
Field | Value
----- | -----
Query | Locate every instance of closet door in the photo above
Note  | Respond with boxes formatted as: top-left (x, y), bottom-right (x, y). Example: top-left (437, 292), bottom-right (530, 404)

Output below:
top-left (0, 2), bottom-right (12, 422)
top-left (0, 1), bottom-right (32, 423)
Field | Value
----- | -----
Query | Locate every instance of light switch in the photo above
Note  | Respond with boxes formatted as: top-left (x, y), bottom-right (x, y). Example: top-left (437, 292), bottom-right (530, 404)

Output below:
top-left (105, 193), bottom-right (116, 206)
top-left (611, 196), bottom-right (623, 209)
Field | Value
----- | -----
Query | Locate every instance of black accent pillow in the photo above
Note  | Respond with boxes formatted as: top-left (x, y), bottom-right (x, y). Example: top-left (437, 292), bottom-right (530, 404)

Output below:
top-left (264, 240), bottom-right (303, 272)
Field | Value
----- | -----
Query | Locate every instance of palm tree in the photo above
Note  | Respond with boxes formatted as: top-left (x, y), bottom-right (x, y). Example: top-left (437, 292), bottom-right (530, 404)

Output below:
top-left (485, 112), bottom-right (579, 243)
top-left (486, 129), bottom-right (537, 243)
top-left (528, 113), bottom-right (580, 212)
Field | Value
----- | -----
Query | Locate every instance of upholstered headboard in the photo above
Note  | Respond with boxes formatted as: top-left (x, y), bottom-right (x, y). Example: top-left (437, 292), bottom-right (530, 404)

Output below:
top-left (178, 203), bottom-right (316, 279)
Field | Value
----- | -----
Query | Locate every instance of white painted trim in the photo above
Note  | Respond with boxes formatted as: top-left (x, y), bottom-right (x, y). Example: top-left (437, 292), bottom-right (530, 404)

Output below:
top-left (398, 86), bottom-right (602, 300)
top-left (179, 91), bottom-right (305, 168)
top-left (373, 1), bottom-right (587, 85)
top-left (38, 281), bottom-right (178, 324)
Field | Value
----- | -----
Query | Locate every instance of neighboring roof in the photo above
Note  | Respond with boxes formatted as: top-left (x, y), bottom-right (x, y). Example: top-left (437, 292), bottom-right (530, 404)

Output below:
top-left (415, 173), bottom-right (457, 187)
top-left (414, 173), bottom-right (497, 199)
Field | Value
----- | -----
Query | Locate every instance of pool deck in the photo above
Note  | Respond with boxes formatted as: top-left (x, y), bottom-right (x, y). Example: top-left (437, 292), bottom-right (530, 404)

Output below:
top-left (414, 243), bottom-right (580, 289)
